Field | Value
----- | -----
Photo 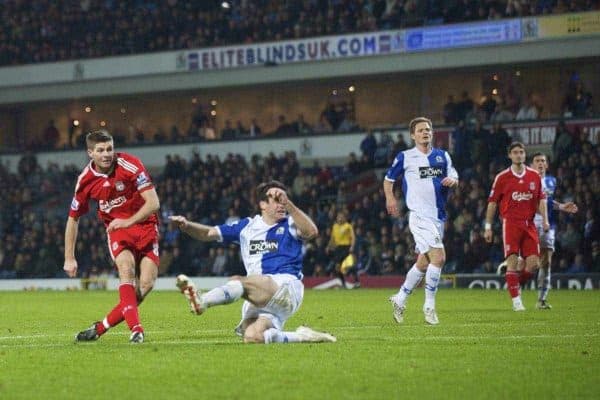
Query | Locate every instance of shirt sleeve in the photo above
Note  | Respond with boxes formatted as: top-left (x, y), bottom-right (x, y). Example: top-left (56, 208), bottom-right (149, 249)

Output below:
top-left (215, 217), bottom-right (251, 244)
top-left (68, 180), bottom-right (90, 219)
top-left (537, 174), bottom-right (546, 200)
top-left (488, 174), bottom-right (503, 203)
top-left (385, 152), bottom-right (405, 182)
top-left (445, 151), bottom-right (459, 180)
top-left (123, 154), bottom-right (154, 193)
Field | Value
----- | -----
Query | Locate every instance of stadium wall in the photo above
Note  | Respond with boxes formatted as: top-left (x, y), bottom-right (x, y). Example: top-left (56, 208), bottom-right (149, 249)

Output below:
top-left (1, 274), bottom-right (598, 291)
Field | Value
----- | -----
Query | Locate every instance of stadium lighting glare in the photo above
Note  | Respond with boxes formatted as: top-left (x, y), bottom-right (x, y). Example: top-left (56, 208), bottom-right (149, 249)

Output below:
top-left (221, 2), bottom-right (230, 9)
top-left (493, 74), bottom-right (499, 81)
top-left (516, 70), bottom-right (521, 76)
top-left (192, 97), bottom-right (198, 104)
top-left (85, 106), bottom-right (92, 113)
top-left (73, 120), bottom-right (80, 126)
top-left (332, 89), bottom-right (338, 95)
top-left (210, 99), bottom-right (217, 106)
top-left (120, 108), bottom-right (126, 114)
top-left (492, 88), bottom-right (498, 95)
top-left (210, 110), bottom-right (217, 116)
top-left (100, 121), bottom-right (106, 127)
top-left (348, 85), bottom-right (355, 92)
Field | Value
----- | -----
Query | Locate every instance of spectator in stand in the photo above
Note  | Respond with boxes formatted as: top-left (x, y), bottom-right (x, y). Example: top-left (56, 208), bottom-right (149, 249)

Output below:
top-left (490, 101), bottom-right (515, 122)
top-left (42, 120), bottom-right (60, 150)
top-left (443, 95), bottom-right (458, 125)
top-left (249, 118), bottom-right (262, 137)
top-left (313, 113), bottom-right (332, 134)
top-left (516, 94), bottom-right (539, 120)
top-left (469, 121), bottom-right (490, 170)
top-left (221, 120), bottom-right (237, 140)
top-left (451, 120), bottom-right (470, 170)
top-left (292, 114), bottom-right (313, 135)
top-left (552, 121), bottom-right (573, 165)
top-left (563, 79), bottom-right (593, 118)
top-left (235, 121), bottom-right (249, 137)
top-left (273, 115), bottom-right (295, 136)
top-left (488, 122), bottom-right (511, 166)
top-left (456, 91), bottom-right (475, 122)
top-left (360, 131), bottom-right (377, 166)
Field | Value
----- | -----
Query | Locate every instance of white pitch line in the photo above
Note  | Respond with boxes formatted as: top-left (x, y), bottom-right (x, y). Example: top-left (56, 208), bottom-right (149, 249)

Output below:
top-left (0, 333), bottom-right (598, 349)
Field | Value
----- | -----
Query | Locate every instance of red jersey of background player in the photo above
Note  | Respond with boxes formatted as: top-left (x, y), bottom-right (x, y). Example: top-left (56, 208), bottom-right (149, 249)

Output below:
top-left (488, 166), bottom-right (545, 221)
top-left (69, 152), bottom-right (158, 227)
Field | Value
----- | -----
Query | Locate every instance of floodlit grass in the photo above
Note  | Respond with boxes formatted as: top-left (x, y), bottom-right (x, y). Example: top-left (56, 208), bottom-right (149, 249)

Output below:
top-left (0, 288), bottom-right (598, 399)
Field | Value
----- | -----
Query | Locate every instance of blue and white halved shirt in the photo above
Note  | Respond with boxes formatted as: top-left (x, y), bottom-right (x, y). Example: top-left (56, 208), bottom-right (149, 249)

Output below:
top-left (385, 147), bottom-right (458, 222)
top-left (216, 215), bottom-right (304, 279)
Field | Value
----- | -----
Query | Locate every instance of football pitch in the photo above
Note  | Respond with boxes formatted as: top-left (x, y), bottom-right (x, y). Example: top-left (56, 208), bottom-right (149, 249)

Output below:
top-left (1, 288), bottom-right (598, 399)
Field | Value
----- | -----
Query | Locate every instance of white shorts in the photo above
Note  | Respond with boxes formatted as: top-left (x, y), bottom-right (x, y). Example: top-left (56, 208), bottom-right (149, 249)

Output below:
top-left (536, 224), bottom-right (555, 251)
top-left (408, 212), bottom-right (445, 254)
top-left (235, 274), bottom-right (304, 336)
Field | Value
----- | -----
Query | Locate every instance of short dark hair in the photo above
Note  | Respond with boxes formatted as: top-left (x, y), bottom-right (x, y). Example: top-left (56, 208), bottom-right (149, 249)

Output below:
top-left (508, 141), bottom-right (525, 153)
top-left (531, 152), bottom-right (546, 160)
top-left (256, 180), bottom-right (288, 203)
top-left (86, 130), bottom-right (113, 149)
top-left (409, 117), bottom-right (432, 134)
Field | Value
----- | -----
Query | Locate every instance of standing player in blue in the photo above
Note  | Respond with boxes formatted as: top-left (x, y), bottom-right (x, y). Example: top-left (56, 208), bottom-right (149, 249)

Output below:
top-left (170, 181), bottom-right (336, 344)
top-left (530, 152), bottom-right (578, 308)
top-left (383, 117), bottom-right (459, 325)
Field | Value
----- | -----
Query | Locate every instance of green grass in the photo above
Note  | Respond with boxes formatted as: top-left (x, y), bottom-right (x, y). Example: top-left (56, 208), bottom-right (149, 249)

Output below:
top-left (0, 289), bottom-right (598, 399)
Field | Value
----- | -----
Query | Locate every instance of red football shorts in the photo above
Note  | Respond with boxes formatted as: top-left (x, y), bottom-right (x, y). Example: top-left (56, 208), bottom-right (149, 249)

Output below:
top-left (502, 219), bottom-right (540, 259)
top-left (107, 222), bottom-right (160, 266)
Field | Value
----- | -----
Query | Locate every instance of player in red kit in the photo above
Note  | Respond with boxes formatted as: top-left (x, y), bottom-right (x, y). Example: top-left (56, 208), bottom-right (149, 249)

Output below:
top-left (484, 142), bottom-right (549, 311)
top-left (63, 130), bottom-right (160, 343)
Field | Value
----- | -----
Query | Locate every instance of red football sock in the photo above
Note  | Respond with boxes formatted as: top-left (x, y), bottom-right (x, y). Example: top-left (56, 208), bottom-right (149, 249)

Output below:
top-left (505, 271), bottom-right (521, 299)
top-left (120, 283), bottom-right (144, 333)
top-left (519, 269), bottom-right (534, 285)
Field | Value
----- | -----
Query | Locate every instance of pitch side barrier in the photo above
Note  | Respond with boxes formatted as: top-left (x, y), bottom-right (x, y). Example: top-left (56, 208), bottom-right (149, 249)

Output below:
top-left (0, 274), bottom-right (598, 291)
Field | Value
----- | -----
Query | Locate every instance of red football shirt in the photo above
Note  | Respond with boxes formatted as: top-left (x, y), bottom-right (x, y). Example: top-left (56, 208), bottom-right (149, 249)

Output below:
top-left (488, 166), bottom-right (545, 222)
top-left (69, 152), bottom-right (158, 227)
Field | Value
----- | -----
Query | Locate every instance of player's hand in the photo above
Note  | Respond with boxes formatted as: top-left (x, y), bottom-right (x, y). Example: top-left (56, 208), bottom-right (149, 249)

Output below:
top-left (561, 202), bottom-right (578, 214)
top-left (63, 258), bottom-right (78, 278)
top-left (543, 221), bottom-right (550, 232)
top-left (484, 229), bottom-right (493, 243)
top-left (267, 188), bottom-right (289, 206)
top-left (107, 218), bottom-right (132, 232)
top-left (169, 215), bottom-right (189, 230)
top-left (386, 199), bottom-right (399, 217)
top-left (441, 177), bottom-right (458, 187)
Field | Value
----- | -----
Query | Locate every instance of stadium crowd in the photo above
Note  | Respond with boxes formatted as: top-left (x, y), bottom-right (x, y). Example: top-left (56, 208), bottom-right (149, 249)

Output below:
top-left (1, 126), bottom-right (598, 280)
top-left (1, 0), bottom-right (597, 66)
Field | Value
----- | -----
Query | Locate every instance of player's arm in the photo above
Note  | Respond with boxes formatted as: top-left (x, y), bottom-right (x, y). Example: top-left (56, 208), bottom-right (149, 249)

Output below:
top-left (553, 200), bottom-right (578, 214)
top-left (169, 215), bottom-right (221, 241)
top-left (383, 179), bottom-right (399, 217)
top-left (64, 216), bottom-right (79, 278)
top-left (538, 198), bottom-right (550, 232)
top-left (442, 151), bottom-right (459, 187)
top-left (269, 187), bottom-right (318, 240)
top-left (349, 224), bottom-right (356, 253)
top-left (107, 187), bottom-right (160, 232)
top-left (484, 202), bottom-right (497, 243)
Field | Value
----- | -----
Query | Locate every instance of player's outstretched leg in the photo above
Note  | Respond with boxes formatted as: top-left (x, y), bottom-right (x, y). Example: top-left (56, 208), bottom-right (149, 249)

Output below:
top-left (176, 275), bottom-right (244, 314)
top-left (389, 264), bottom-right (424, 324)
top-left (263, 327), bottom-right (337, 344)
top-left (176, 274), bottom-right (204, 315)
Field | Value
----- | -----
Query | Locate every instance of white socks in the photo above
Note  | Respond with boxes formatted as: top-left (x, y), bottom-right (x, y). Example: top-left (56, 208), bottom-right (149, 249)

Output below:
top-left (396, 265), bottom-right (425, 306)
top-left (201, 280), bottom-right (244, 308)
top-left (395, 264), bottom-right (442, 309)
top-left (263, 328), bottom-right (303, 344)
top-left (537, 267), bottom-right (550, 301)
top-left (424, 264), bottom-right (442, 310)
